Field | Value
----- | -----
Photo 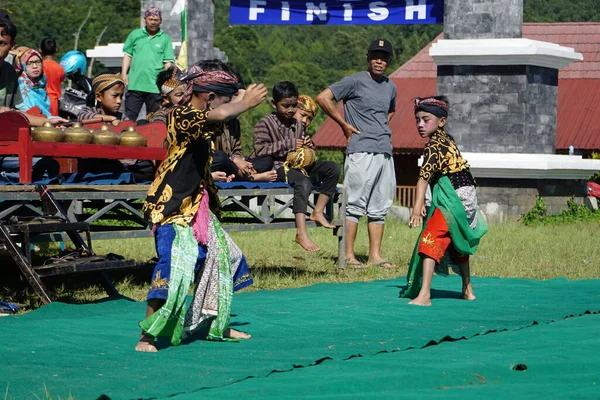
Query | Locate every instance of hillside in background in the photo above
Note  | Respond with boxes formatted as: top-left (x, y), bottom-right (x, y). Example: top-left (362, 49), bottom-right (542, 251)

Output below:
top-left (1, 0), bottom-right (599, 152)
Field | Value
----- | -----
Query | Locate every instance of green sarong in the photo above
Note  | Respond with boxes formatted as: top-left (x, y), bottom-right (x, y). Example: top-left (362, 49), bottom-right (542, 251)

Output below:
top-left (140, 224), bottom-right (198, 345)
top-left (400, 176), bottom-right (488, 299)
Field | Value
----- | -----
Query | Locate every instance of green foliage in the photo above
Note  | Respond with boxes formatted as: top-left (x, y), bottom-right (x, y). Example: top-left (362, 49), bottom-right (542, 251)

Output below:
top-left (520, 195), bottom-right (548, 225)
top-left (3, 0), bottom-right (599, 155)
top-left (524, 0), bottom-right (600, 22)
top-left (1, 0), bottom-right (139, 61)
top-left (520, 195), bottom-right (600, 226)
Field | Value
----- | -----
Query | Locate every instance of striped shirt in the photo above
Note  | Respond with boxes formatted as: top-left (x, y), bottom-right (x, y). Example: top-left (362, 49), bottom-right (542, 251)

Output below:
top-left (251, 113), bottom-right (311, 169)
top-left (77, 106), bottom-right (126, 122)
top-left (213, 118), bottom-right (243, 159)
top-left (147, 107), bottom-right (169, 124)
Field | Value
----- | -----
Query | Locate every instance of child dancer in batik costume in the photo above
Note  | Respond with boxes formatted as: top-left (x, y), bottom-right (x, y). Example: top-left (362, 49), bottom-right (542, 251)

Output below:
top-left (400, 96), bottom-right (487, 306)
top-left (136, 60), bottom-right (267, 351)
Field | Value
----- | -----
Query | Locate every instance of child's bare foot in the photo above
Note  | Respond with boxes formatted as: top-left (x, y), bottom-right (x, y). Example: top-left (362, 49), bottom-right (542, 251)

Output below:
top-left (135, 334), bottom-right (157, 352)
top-left (310, 212), bottom-right (335, 229)
top-left (252, 170), bottom-right (277, 182)
top-left (224, 328), bottom-right (251, 339)
top-left (408, 296), bottom-right (432, 306)
top-left (462, 284), bottom-right (476, 301)
top-left (295, 234), bottom-right (320, 252)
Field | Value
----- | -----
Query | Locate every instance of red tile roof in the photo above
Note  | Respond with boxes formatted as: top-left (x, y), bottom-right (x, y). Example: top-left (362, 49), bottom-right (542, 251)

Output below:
top-left (314, 23), bottom-right (600, 151)
top-left (556, 79), bottom-right (600, 150)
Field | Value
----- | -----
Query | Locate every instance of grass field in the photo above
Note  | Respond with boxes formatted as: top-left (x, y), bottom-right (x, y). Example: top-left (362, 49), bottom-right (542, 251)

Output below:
top-left (2, 218), bottom-right (599, 309)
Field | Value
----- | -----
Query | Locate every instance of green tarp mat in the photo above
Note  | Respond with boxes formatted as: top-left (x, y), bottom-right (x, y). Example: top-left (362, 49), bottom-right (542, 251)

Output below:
top-left (200, 313), bottom-right (600, 399)
top-left (1, 276), bottom-right (599, 399)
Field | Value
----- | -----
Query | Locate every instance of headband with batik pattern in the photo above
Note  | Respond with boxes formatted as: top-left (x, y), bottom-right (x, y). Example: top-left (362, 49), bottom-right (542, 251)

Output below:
top-left (178, 65), bottom-right (241, 105)
top-left (92, 73), bottom-right (125, 96)
top-left (161, 67), bottom-right (183, 95)
top-left (298, 94), bottom-right (318, 116)
top-left (414, 97), bottom-right (449, 118)
top-left (144, 5), bottom-right (161, 18)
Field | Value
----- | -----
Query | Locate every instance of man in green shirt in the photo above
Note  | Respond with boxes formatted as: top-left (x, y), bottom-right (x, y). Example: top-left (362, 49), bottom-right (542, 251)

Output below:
top-left (121, 6), bottom-right (174, 121)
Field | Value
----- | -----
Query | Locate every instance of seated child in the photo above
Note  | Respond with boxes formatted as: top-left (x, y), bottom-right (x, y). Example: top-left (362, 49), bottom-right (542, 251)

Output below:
top-left (146, 66), bottom-right (186, 124)
top-left (211, 117), bottom-right (277, 182)
top-left (15, 48), bottom-right (52, 117)
top-left (208, 69), bottom-right (275, 182)
top-left (78, 73), bottom-right (126, 125)
top-left (294, 94), bottom-right (318, 129)
top-left (137, 60), bottom-right (267, 352)
top-left (401, 96), bottom-right (488, 306)
top-left (77, 73), bottom-right (154, 181)
top-left (252, 81), bottom-right (340, 252)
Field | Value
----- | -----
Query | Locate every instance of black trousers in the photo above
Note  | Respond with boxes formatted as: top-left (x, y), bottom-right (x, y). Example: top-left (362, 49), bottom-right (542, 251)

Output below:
top-left (210, 150), bottom-right (274, 179)
top-left (276, 161), bottom-right (340, 214)
top-left (124, 90), bottom-right (162, 122)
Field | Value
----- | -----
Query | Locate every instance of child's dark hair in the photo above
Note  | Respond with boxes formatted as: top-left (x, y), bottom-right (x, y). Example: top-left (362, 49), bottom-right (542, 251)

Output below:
top-left (196, 59), bottom-right (235, 75)
top-left (196, 59), bottom-right (245, 88)
top-left (0, 18), bottom-right (17, 42)
top-left (432, 95), bottom-right (449, 106)
top-left (273, 81), bottom-right (298, 103)
top-left (156, 66), bottom-right (177, 90)
top-left (40, 37), bottom-right (57, 56)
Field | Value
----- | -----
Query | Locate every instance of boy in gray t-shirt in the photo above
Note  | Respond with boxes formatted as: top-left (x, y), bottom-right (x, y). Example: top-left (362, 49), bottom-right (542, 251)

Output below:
top-left (317, 39), bottom-right (397, 269)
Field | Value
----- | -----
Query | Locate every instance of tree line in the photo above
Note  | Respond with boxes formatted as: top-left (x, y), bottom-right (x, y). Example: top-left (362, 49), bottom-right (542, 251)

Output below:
top-left (2, 0), bottom-right (598, 153)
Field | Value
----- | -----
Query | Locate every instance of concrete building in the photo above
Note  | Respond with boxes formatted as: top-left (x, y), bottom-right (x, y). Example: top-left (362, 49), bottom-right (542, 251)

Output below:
top-left (314, 19), bottom-right (600, 221)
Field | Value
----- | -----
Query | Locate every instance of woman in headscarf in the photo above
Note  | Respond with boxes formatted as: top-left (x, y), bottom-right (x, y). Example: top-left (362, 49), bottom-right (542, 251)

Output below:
top-left (15, 48), bottom-right (52, 117)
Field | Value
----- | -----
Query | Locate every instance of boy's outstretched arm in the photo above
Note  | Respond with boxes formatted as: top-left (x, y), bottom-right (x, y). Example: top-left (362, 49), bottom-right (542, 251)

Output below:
top-left (208, 84), bottom-right (267, 122)
top-left (316, 88), bottom-right (359, 140)
top-left (409, 179), bottom-right (428, 228)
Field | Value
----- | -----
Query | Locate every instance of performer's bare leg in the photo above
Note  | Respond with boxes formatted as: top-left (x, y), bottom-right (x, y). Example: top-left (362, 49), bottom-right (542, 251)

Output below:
top-left (459, 260), bottom-right (476, 300)
top-left (224, 328), bottom-right (252, 339)
top-left (135, 298), bottom-right (165, 352)
top-left (408, 257), bottom-right (435, 306)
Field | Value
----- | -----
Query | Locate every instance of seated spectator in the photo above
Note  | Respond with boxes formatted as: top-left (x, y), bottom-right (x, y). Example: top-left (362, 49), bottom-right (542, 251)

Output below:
top-left (0, 18), bottom-right (66, 127)
top-left (211, 117), bottom-right (277, 182)
top-left (145, 66), bottom-right (185, 124)
top-left (294, 94), bottom-right (318, 129)
top-left (40, 37), bottom-right (64, 116)
top-left (77, 73), bottom-right (154, 181)
top-left (200, 63), bottom-right (276, 182)
top-left (15, 48), bottom-right (52, 117)
top-left (78, 73), bottom-right (127, 124)
top-left (252, 81), bottom-right (340, 252)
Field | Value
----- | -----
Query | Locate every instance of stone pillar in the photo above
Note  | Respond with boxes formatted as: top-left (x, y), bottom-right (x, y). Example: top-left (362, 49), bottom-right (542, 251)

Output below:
top-left (141, 0), bottom-right (227, 66)
top-left (432, 0), bottom-right (580, 154)
top-left (444, 0), bottom-right (523, 39)
top-left (427, 0), bottom-right (591, 222)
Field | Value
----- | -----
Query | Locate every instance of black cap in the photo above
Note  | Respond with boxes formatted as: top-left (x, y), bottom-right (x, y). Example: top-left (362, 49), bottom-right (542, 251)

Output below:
top-left (0, 10), bottom-right (9, 20)
top-left (368, 39), bottom-right (393, 55)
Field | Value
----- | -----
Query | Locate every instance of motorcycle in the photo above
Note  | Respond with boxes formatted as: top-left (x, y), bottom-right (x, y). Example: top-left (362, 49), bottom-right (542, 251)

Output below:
top-left (58, 73), bottom-right (92, 120)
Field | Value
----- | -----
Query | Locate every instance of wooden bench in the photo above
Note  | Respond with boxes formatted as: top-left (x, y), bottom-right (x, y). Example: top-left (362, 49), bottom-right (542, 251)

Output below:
top-left (0, 111), bottom-right (167, 183)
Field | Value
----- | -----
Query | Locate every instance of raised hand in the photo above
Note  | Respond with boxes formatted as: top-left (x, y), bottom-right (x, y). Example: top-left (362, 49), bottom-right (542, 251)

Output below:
top-left (242, 83), bottom-right (268, 109)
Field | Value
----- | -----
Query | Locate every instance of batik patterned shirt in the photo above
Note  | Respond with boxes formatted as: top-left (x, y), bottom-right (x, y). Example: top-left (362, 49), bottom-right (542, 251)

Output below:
top-left (143, 104), bottom-right (223, 226)
top-left (419, 130), bottom-right (470, 183)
